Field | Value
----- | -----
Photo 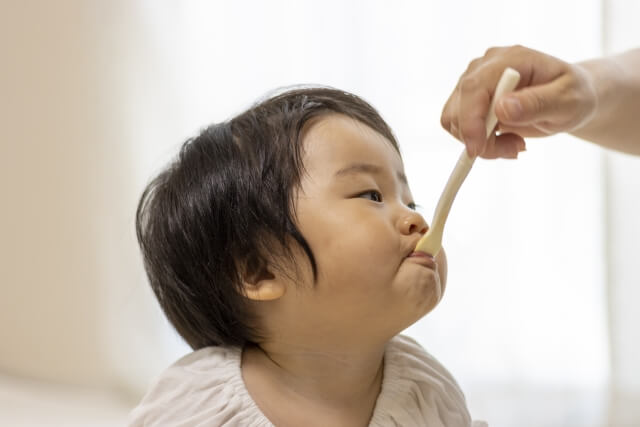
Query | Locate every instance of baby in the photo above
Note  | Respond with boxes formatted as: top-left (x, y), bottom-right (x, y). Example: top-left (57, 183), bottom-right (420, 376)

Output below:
top-left (130, 87), bottom-right (484, 426)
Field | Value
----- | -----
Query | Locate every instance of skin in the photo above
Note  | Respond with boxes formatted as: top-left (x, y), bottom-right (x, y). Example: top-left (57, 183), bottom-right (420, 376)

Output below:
top-left (241, 114), bottom-right (448, 427)
top-left (441, 45), bottom-right (640, 158)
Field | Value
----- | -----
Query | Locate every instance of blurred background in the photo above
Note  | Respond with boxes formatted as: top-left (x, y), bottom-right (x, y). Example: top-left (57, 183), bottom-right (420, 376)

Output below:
top-left (1, 0), bottom-right (639, 426)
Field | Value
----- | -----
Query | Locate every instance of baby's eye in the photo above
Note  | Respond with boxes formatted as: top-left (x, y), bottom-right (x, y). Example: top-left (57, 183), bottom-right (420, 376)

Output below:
top-left (407, 202), bottom-right (417, 210)
top-left (357, 190), bottom-right (383, 203)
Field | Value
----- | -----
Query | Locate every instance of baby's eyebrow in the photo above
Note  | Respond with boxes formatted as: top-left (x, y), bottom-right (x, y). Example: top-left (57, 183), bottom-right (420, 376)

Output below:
top-left (334, 163), bottom-right (407, 185)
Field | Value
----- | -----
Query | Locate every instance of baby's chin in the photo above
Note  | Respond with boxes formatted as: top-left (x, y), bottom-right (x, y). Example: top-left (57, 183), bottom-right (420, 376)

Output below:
top-left (396, 268), bottom-right (443, 322)
top-left (419, 275), bottom-right (443, 318)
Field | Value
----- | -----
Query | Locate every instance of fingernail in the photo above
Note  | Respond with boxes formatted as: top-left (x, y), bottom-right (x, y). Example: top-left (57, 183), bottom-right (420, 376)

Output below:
top-left (518, 140), bottom-right (527, 152)
top-left (502, 97), bottom-right (523, 121)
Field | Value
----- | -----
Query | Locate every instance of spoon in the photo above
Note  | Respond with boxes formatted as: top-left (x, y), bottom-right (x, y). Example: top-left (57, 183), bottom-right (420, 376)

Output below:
top-left (415, 67), bottom-right (521, 256)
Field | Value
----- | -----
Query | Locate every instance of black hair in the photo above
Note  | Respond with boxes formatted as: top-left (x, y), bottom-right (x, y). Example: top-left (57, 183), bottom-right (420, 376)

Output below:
top-left (135, 86), bottom-right (400, 349)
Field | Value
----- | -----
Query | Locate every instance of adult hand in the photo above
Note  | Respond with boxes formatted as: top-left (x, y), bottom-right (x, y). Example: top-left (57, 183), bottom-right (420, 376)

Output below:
top-left (441, 45), bottom-right (598, 159)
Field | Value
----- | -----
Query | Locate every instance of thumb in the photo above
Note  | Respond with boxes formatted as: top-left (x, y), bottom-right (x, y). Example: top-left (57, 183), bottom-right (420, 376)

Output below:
top-left (496, 78), bottom-right (568, 126)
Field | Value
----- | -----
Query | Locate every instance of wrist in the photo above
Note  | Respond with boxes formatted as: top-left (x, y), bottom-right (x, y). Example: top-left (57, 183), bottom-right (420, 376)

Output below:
top-left (571, 57), bottom-right (621, 138)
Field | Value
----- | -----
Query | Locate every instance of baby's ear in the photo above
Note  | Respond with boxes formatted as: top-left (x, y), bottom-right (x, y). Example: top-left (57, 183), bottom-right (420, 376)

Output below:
top-left (241, 256), bottom-right (285, 301)
top-left (243, 280), bottom-right (285, 301)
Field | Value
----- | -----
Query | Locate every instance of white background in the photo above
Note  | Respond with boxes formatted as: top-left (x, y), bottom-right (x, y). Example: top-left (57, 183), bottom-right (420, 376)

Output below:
top-left (1, 1), bottom-right (639, 426)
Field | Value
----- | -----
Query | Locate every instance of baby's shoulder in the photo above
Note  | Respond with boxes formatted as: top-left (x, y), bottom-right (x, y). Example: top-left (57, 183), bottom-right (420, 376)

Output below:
top-left (386, 334), bottom-right (452, 374)
top-left (173, 344), bottom-right (241, 372)
top-left (148, 345), bottom-right (242, 392)
top-left (127, 345), bottom-right (271, 426)
top-left (371, 335), bottom-right (472, 426)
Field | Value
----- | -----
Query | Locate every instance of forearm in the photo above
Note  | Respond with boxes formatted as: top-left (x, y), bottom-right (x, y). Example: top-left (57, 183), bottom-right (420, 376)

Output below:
top-left (572, 49), bottom-right (640, 155)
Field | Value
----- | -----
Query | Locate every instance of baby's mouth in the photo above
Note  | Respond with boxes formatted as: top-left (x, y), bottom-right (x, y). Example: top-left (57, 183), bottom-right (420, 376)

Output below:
top-left (406, 251), bottom-right (437, 270)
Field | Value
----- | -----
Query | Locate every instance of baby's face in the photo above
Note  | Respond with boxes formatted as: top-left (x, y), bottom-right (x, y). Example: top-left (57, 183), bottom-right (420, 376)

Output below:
top-left (279, 114), bottom-right (447, 346)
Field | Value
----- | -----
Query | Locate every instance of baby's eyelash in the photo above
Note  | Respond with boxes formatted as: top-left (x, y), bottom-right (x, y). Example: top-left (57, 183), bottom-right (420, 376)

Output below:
top-left (354, 191), bottom-right (420, 211)
top-left (357, 190), bottom-right (383, 202)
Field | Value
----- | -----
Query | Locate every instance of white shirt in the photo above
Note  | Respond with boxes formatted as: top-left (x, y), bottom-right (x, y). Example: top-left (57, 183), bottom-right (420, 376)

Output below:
top-left (129, 334), bottom-right (487, 426)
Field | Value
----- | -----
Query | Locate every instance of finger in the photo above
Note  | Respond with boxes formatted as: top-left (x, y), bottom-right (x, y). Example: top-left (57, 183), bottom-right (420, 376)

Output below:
top-left (454, 74), bottom-right (489, 156)
top-left (444, 45), bottom-right (565, 153)
top-left (457, 61), bottom-right (521, 157)
top-left (441, 88), bottom-right (459, 139)
top-left (481, 132), bottom-right (497, 157)
top-left (498, 123), bottom-right (549, 138)
top-left (441, 55), bottom-right (486, 142)
top-left (443, 87), bottom-right (468, 149)
top-left (495, 74), bottom-right (574, 127)
top-left (450, 120), bottom-right (462, 142)
top-left (451, 90), bottom-right (464, 141)
top-left (479, 133), bottom-right (526, 159)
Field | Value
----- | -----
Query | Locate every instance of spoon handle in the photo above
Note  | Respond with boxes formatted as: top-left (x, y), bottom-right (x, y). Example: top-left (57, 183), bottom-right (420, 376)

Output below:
top-left (415, 67), bottom-right (521, 255)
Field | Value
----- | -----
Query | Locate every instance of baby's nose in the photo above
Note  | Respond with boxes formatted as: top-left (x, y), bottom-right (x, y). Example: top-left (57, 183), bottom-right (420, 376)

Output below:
top-left (401, 213), bottom-right (428, 235)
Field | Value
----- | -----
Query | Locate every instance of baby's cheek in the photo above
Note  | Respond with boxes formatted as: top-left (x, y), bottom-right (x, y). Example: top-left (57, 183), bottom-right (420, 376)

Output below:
top-left (436, 248), bottom-right (448, 293)
top-left (326, 223), bottom-right (393, 260)
top-left (321, 243), bottom-right (397, 290)
top-left (308, 218), bottom-right (400, 284)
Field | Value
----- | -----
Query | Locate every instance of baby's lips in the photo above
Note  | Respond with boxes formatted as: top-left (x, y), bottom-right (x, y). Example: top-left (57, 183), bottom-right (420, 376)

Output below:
top-left (406, 251), bottom-right (437, 270)
top-left (406, 246), bottom-right (434, 258)
top-left (408, 250), bottom-right (435, 259)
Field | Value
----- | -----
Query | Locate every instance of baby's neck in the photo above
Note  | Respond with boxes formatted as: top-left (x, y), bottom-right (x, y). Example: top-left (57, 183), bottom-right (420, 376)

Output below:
top-left (241, 341), bottom-right (385, 426)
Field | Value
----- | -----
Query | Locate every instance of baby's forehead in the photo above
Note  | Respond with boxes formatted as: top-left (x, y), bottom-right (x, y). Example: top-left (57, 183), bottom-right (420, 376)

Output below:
top-left (300, 114), bottom-right (405, 175)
